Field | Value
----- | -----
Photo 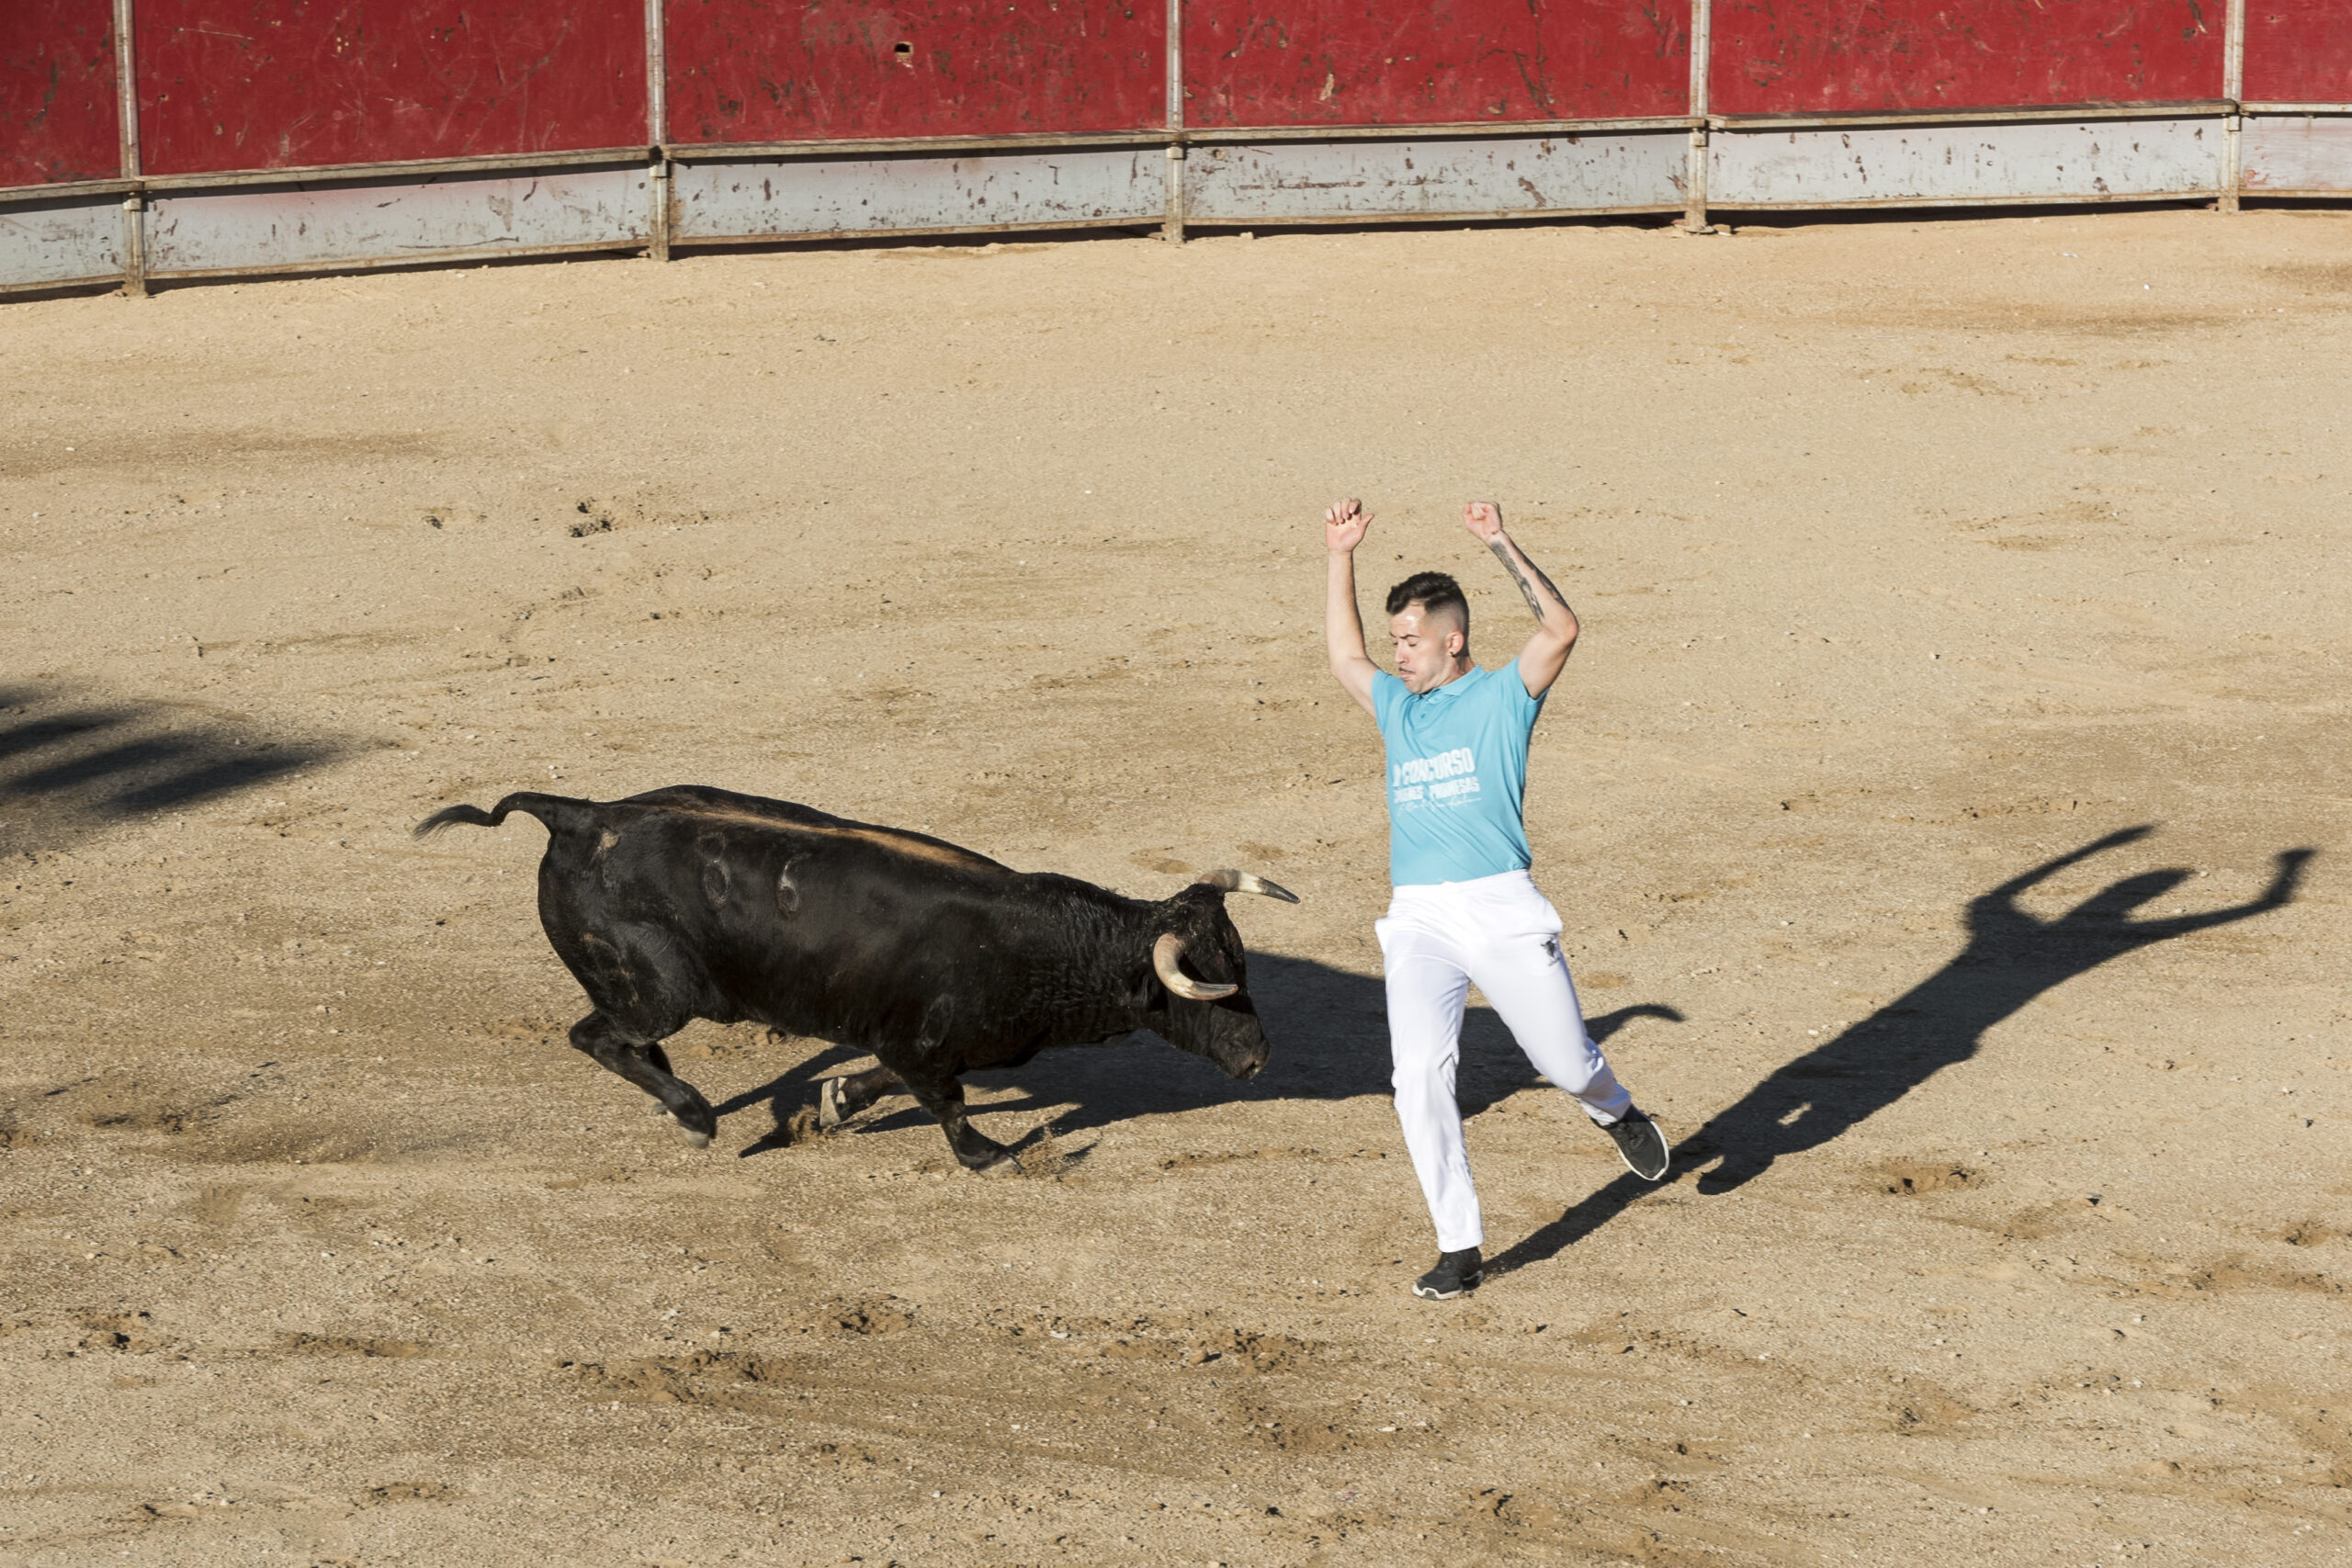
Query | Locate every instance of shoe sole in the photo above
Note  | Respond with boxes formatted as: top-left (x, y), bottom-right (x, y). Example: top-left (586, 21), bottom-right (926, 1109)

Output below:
top-left (1613, 1119), bottom-right (1671, 1182)
top-left (1412, 1273), bottom-right (1484, 1301)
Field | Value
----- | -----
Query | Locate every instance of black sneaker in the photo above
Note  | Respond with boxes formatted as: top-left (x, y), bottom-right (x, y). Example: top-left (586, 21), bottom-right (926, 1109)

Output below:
top-left (1412, 1247), bottom-right (1484, 1300)
top-left (1603, 1107), bottom-right (1671, 1180)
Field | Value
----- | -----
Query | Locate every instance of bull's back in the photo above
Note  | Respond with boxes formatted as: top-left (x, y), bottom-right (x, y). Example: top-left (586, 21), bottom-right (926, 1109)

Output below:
top-left (537, 788), bottom-right (1083, 1043)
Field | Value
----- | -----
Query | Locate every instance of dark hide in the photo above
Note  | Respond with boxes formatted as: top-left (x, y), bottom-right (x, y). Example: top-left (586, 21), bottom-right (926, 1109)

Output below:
top-left (415, 784), bottom-right (1281, 1169)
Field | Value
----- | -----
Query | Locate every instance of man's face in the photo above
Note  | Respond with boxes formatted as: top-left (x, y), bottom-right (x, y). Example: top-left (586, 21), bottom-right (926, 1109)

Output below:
top-left (1388, 602), bottom-right (1465, 693)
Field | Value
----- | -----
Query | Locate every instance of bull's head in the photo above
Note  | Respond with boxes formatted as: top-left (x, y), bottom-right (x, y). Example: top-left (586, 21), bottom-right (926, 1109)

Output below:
top-left (1148, 869), bottom-right (1298, 1079)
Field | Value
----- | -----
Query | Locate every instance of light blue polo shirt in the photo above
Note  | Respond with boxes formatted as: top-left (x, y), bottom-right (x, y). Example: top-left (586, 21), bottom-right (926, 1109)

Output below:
top-left (1372, 662), bottom-right (1545, 887)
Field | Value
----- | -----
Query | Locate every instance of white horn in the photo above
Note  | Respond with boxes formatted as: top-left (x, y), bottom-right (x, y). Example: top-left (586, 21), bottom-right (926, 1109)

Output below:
top-left (1192, 869), bottom-right (1301, 904)
top-left (1154, 931), bottom-right (1238, 1001)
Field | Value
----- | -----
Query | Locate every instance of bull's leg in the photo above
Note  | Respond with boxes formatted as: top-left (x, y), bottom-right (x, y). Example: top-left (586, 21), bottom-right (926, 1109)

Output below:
top-left (820, 1064), bottom-right (907, 1130)
top-left (568, 1010), bottom-right (718, 1147)
top-left (895, 1067), bottom-right (1013, 1173)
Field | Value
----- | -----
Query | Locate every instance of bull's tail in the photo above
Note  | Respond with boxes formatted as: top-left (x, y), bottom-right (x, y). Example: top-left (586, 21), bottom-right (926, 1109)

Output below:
top-left (413, 791), bottom-right (597, 841)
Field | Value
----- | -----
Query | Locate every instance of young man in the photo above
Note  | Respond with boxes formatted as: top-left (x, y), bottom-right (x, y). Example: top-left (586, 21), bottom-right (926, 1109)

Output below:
top-left (1323, 497), bottom-right (1670, 1300)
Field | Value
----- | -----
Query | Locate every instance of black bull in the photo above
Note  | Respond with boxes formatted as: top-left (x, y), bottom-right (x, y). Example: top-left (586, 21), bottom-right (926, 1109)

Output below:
top-left (414, 785), bottom-right (1297, 1170)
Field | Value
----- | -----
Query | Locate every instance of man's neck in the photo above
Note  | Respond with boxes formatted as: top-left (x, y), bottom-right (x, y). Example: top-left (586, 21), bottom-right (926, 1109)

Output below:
top-left (1428, 657), bottom-right (1475, 690)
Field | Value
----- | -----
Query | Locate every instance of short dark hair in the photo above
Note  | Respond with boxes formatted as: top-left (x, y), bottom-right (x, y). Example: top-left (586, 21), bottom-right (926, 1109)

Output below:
top-left (1385, 570), bottom-right (1468, 633)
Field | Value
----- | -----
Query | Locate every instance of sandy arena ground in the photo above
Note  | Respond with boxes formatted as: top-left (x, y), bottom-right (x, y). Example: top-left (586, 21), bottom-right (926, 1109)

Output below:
top-left (2, 207), bottom-right (2348, 1567)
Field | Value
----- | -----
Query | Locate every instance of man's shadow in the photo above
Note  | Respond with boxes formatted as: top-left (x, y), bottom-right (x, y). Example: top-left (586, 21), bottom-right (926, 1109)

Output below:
top-left (1488, 826), bottom-right (2313, 1276)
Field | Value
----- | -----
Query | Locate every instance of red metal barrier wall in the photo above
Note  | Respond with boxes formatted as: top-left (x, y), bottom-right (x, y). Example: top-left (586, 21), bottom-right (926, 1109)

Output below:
top-left (2, 0), bottom-right (119, 187)
top-left (1183, 0), bottom-right (1690, 127)
top-left (134, 1), bottom-right (647, 177)
top-left (663, 0), bottom-right (1165, 144)
top-left (2244, 0), bottom-right (2352, 104)
top-left (1710, 0), bottom-right (2222, 116)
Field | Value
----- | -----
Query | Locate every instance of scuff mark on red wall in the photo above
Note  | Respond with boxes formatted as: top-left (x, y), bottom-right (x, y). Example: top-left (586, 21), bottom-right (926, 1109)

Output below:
top-left (135, 1), bottom-right (648, 177)
top-left (1710, 1), bottom-right (2222, 116)
top-left (664, 0), bottom-right (1166, 143)
top-left (2244, 0), bottom-right (2352, 104)
top-left (2, 0), bottom-right (119, 186)
top-left (1185, 0), bottom-right (1690, 127)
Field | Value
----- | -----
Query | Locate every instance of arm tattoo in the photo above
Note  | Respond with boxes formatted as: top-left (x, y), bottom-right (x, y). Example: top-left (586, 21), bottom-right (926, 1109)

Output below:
top-left (1488, 538), bottom-right (1573, 624)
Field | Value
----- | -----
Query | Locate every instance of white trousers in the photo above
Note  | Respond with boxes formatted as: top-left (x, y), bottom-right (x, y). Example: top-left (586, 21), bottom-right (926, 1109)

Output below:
top-left (1376, 869), bottom-right (1632, 1252)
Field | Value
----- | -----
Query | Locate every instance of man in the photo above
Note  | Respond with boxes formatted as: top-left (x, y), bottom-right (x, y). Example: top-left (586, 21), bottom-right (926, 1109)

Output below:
top-left (1323, 497), bottom-right (1669, 1300)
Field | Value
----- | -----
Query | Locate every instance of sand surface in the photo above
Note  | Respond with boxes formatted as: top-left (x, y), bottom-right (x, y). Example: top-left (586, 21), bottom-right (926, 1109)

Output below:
top-left (2, 208), bottom-right (2348, 1566)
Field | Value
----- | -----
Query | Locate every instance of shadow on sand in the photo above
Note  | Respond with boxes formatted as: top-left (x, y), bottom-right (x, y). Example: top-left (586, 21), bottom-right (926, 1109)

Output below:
top-left (719, 962), bottom-right (1682, 1156)
top-left (720, 829), bottom-right (2310, 1259)
top-left (1487, 826), bottom-right (2312, 1275)
top-left (0, 685), bottom-right (336, 856)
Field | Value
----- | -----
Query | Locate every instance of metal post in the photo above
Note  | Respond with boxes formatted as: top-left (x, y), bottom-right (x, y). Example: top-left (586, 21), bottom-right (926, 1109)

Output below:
top-left (2222, 0), bottom-right (2245, 212)
top-left (1684, 0), bottom-right (1713, 231)
top-left (1164, 144), bottom-right (1187, 243)
top-left (1166, 0), bottom-right (1183, 132)
top-left (113, 0), bottom-right (145, 295)
top-left (1164, 0), bottom-right (1185, 242)
top-left (645, 0), bottom-right (672, 257)
top-left (650, 160), bottom-right (672, 260)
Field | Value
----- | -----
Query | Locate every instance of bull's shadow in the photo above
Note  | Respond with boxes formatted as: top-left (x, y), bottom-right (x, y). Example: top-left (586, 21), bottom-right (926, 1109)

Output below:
top-left (1488, 826), bottom-right (2312, 1276)
top-left (719, 956), bottom-right (1684, 1154)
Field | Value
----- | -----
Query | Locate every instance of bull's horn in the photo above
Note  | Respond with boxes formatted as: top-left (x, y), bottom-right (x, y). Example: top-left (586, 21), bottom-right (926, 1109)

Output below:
top-left (1153, 932), bottom-right (1238, 1001)
top-left (1192, 869), bottom-right (1301, 904)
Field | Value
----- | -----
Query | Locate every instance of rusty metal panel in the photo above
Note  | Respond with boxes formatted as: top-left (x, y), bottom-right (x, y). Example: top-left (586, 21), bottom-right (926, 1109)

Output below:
top-left (670, 147), bottom-right (1163, 237)
top-left (135, 2), bottom-right (649, 177)
top-left (2244, 1), bottom-right (2352, 106)
top-left (1184, 0), bottom-right (1690, 128)
top-left (145, 164), bottom-right (648, 274)
top-left (1184, 130), bottom-right (1686, 218)
top-left (1711, 1), bottom-right (2222, 117)
top-left (1711, 116), bottom-right (2223, 206)
top-left (2241, 115), bottom-right (2352, 193)
top-left (663, 0), bottom-right (1165, 144)
top-left (0, 192), bottom-right (123, 286)
top-left (1, 0), bottom-right (119, 188)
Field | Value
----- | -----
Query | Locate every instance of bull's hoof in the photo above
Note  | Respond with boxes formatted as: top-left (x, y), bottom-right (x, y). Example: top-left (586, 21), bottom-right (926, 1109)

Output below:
top-left (674, 1121), bottom-right (715, 1148)
top-left (971, 1151), bottom-right (1023, 1178)
top-left (819, 1077), bottom-right (848, 1131)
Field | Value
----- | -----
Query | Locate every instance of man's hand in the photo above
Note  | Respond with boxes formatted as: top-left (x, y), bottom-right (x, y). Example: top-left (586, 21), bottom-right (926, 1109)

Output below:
top-left (1324, 499), bottom-right (1379, 716)
top-left (1461, 501), bottom-right (1504, 544)
top-left (1326, 497), bottom-right (1372, 554)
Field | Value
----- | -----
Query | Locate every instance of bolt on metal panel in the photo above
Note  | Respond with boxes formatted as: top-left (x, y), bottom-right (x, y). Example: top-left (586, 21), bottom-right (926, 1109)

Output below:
top-left (2241, 115), bottom-right (2352, 194)
top-left (1709, 118), bottom-right (2225, 207)
top-left (145, 165), bottom-right (650, 276)
top-left (0, 193), bottom-right (123, 286)
top-left (1183, 131), bottom-right (1688, 220)
top-left (669, 149), bottom-right (1166, 240)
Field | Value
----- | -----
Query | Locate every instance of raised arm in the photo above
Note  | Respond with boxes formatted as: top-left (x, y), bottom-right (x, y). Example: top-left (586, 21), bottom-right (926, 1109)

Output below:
top-left (1324, 498), bottom-right (1380, 716)
top-left (1462, 502), bottom-right (1578, 697)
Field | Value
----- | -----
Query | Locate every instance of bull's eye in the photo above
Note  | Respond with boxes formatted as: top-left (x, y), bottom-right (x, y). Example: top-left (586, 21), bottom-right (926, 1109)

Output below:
top-left (701, 861), bottom-right (730, 905)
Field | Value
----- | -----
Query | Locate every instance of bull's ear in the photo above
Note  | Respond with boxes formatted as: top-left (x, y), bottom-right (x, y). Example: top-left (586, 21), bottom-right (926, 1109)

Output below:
top-left (1191, 869), bottom-right (1300, 904)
